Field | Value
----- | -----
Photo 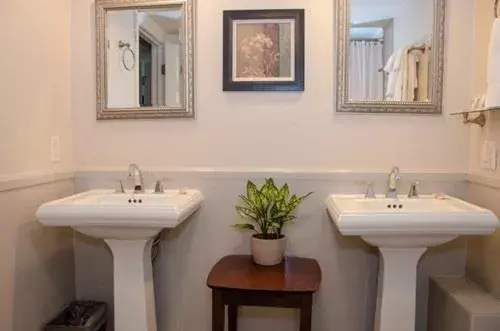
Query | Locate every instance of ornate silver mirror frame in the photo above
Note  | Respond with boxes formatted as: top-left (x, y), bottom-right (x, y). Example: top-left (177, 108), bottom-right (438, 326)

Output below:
top-left (336, 0), bottom-right (445, 114)
top-left (96, 0), bottom-right (195, 120)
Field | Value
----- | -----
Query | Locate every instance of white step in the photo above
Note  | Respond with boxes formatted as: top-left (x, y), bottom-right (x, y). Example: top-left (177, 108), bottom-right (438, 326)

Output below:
top-left (428, 276), bottom-right (500, 331)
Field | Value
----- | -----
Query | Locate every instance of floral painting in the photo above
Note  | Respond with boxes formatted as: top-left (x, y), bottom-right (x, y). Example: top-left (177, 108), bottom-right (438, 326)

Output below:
top-left (234, 21), bottom-right (293, 80)
top-left (223, 10), bottom-right (305, 91)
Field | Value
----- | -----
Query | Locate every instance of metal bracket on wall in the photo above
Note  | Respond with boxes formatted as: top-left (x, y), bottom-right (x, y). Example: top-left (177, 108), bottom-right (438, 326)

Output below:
top-left (462, 112), bottom-right (487, 128)
top-left (449, 108), bottom-right (500, 128)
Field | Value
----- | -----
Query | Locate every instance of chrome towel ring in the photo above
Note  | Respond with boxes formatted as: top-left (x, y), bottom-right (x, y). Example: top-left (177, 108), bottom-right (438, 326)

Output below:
top-left (118, 40), bottom-right (135, 71)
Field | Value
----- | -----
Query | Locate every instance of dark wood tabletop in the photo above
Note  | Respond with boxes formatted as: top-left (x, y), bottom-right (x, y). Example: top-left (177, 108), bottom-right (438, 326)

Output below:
top-left (207, 255), bottom-right (321, 293)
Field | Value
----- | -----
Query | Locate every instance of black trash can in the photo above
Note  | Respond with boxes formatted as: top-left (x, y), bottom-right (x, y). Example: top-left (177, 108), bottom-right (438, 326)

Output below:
top-left (45, 301), bottom-right (107, 331)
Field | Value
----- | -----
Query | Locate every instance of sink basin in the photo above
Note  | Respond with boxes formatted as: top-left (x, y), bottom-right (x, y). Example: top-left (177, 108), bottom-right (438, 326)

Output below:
top-left (37, 188), bottom-right (203, 331)
top-left (327, 194), bottom-right (497, 246)
top-left (326, 194), bottom-right (498, 331)
top-left (36, 189), bottom-right (203, 239)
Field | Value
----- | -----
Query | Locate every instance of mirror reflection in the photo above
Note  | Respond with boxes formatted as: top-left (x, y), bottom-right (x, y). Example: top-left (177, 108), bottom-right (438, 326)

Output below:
top-left (106, 7), bottom-right (184, 109)
top-left (349, 0), bottom-right (434, 102)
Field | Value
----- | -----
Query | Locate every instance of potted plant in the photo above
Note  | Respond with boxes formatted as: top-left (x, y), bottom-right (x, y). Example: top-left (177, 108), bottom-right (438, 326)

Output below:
top-left (233, 178), bottom-right (312, 266)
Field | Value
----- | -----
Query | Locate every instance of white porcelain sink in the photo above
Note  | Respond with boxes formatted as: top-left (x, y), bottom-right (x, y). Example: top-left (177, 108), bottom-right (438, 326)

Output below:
top-left (326, 194), bottom-right (498, 331)
top-left (36, 189), bottom-right (203, 239)
top-left (327, 194), bottom-right (497, 246)
top-left (37, 188), bottom-right (203, 331)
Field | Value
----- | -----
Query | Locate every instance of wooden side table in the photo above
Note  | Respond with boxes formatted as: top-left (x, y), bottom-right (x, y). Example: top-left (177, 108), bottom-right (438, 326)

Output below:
top-left (207, 255), bottom-right (322, 331)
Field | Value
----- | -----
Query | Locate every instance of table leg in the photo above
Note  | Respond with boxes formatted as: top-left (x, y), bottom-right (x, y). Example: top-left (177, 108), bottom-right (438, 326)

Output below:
top-left (299, 294), bottom-right (313, 331)
top-left (212, 291), bottom-right (225, 331)
top-left (228, 305), bottom-right (238, 331)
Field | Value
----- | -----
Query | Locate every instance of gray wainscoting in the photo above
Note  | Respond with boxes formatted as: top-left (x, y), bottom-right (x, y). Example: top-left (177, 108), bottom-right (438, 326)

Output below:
top-left (0, 177), bottom-right (75, 330)
top-left (467, 173), bottom-right (500, 303)
top-left (73, 170), bottom-right (468, 331)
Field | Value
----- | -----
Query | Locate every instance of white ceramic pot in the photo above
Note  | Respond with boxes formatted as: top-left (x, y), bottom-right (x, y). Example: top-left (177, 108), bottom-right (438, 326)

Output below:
top-left (251, 235), bottom-right (287, 266)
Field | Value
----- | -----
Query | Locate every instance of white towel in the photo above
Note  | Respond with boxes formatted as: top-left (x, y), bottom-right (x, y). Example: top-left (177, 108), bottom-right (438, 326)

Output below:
top-left (472, 95), bottom-right (487, 110)
top-left (393, 47), bottom-right (410, 101)
top-left (486, 19), bottom-right (500, 108)
top-left (384, 47), bottom-right (408, 101)
top-left (384, 48), bottom-right (406, 99)
top-left (383, 50), bottom-right (400, 100)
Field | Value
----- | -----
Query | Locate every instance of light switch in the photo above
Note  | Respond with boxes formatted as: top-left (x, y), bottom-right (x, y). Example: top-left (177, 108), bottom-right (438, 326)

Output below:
top-left (490, 142), bottom-right (497, 170)
top-left (480, 141), bottom-right (497, 170)
top-left (50, 136), bottom-right (60, 163)
top-left (480, 142), bottom-right (490, 169)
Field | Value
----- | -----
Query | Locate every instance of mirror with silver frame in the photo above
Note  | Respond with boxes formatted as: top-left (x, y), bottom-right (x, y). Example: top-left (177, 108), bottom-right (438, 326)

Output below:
top-left (96, 0), bottom-right (194, 120)
top-left (336, 0), bottom-right (445, 114)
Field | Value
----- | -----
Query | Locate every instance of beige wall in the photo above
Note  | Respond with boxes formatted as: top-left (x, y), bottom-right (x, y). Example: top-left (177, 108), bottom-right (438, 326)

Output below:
top-left (0, 181), bottom-right (76, 331)
top-left (68, 0), bottom-right (478, 330)
top-left (466, 0), bottom-right (500, 300)
top-left (71, 0), bottom-right (472, 172)
top-left (0, 0), bottom-right (487, 330)
top-left (0, 0), bottom-right (75, 329)
top-left (469, 0), bottom-right (500, 175)
top-left (0, 0), bottom-right (73, 177)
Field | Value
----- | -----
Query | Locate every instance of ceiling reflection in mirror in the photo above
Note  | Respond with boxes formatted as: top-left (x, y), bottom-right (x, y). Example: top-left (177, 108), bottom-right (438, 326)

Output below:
top-left (106, 7), bottom-right (184, 109)
top-left (348, 0), bottom-right (434, 102)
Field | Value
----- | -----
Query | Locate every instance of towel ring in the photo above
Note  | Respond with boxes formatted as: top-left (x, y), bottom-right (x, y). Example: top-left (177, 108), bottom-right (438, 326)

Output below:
top-left (495, 0), bottom-right (499, 18)
top-left (118, 40), bottom-right (136, 71)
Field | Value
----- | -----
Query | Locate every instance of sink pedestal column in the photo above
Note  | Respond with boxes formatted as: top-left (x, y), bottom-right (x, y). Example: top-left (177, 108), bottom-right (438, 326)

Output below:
top-left (375, 247), bottom-right (427, 331)
top-left (105, 239), bottom-right (157, 331)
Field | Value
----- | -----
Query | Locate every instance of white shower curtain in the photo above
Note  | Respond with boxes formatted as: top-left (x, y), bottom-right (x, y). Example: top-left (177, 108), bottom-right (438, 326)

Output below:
top-left (349, 41), bottom-right (384, 100)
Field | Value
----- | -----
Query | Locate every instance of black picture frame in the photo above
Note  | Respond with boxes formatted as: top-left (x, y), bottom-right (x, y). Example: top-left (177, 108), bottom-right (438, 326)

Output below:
top-left (222, 9), bottom-right (305, 92)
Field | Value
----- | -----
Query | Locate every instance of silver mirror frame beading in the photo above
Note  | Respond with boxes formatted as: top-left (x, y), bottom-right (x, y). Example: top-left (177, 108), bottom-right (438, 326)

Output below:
top-left (336, 0), bottom-right (445, 114)
top-left (96, 0), bottom-right (195, 120)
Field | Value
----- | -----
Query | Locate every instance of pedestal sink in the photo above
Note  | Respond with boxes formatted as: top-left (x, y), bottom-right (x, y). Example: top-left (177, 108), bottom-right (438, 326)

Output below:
top-left (36, 189), bottom-right (203, 331)
top-left (326, 194), bottom-right (498, 331)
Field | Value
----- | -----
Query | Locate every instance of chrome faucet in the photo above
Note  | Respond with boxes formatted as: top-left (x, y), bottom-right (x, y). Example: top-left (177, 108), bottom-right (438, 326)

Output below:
top-left (386, 166), bottom-right (401, 199)
top-left (128, 164), bottom-right (144, 193)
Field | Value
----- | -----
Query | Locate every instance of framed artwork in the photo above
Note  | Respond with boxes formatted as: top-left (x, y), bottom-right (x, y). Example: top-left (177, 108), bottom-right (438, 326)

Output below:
top-left (222, 9), bottom-right (305, 92)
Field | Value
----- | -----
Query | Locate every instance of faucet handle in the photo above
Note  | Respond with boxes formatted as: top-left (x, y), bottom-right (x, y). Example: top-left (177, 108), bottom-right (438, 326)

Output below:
top-left (110, 178), bottom-right (125, 193)
top-left (364, 181), bottom-right (376, 198)
top-left (408, 181), bottom-right (421, 198)
top-left (153, 177), bottom-right (169, 193)
top-left (154, 180), bottom-right (164, 193)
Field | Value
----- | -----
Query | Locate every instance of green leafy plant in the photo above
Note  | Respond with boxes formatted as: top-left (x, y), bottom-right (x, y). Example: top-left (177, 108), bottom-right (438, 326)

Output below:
top-left (233, 178), bottom-right (313, 239)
